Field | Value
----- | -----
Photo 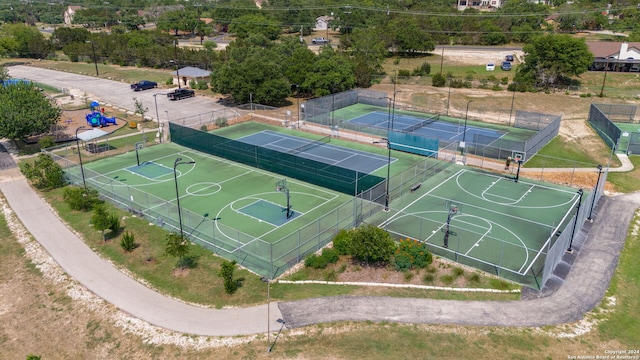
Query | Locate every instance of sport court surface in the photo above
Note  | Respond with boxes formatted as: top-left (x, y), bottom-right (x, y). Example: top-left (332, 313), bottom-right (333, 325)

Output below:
top-left (237, 130), bottom-right (394, 174)
top-left (345, 110), bottom-right (506, 145)
top-left (377, 168), bottom-right (581, 285)
top-left (80, 141), bottom-right (355, 276)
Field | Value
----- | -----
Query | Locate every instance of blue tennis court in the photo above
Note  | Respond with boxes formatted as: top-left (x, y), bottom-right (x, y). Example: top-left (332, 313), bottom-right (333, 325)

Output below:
top-left (238, 130), bottom-right (394, 174)
top-left (345, 111), bottom-right (506, 145)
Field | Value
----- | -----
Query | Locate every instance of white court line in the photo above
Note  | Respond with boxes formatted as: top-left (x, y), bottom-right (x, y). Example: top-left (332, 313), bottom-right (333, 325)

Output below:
top-left (381, 168), bottom-right (466, 228)
top-left (465, 222), bottom-right (492, 256)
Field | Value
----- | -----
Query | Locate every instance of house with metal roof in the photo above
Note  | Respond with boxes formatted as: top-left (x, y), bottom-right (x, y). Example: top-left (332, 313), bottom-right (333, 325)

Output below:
top-left (170, 67), bottom-right (211, 88)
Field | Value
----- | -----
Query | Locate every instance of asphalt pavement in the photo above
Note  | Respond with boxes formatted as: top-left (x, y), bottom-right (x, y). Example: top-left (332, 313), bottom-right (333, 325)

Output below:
top-left (1, 66), bottom-right (637, 335)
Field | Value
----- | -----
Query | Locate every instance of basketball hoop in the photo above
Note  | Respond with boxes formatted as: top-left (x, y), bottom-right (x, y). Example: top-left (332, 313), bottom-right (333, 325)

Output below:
top-left (450, 206), bottom-right (458, 215)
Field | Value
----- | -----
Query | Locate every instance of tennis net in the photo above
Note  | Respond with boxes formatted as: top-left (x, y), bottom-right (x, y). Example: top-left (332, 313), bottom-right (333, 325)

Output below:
top-left (288, 135), bottom-right (331, 154)
top-left (403, 114), bottom-right (440, 133)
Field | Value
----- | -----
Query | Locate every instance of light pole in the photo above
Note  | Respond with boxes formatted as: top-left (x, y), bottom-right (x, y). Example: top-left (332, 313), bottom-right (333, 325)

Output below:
top-left (567, 188), bottom-right (584, 253)
top-left (75, 126), bottom-right (87, 190)
top-left (508, 83), bottom-right (516, 126)
top-left (373, 137), bottom-right (391, 211)
top-left (446, 74), bottom-right (452, 116)
top-left (461, 100), bottom-right (473, 155)
top-left (87, 40), bottom-right (99, 76)
top-left (293, 84), bottom-right (300, 128)
top-left (173, 157), bottom-right (195, 239)
top-left (587, 165), bottom-right (603, 222)
top-left (153, 93), bottom-right (165, 143)
top-left (171, 41), bottom-right (181, 89)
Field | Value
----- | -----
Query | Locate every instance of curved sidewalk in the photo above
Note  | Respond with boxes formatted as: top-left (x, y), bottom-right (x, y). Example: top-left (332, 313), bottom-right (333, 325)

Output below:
top-left (2, 172), bottom-right (636, 333)
top-left (0, 177), bottom-right (283, 336)
top-left (279, 192), bottom-right (639, 327)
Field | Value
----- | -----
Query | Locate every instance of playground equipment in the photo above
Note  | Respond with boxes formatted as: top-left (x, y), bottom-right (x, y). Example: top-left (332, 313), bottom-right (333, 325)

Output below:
top-left (86, 101), bottom-right (117, 128)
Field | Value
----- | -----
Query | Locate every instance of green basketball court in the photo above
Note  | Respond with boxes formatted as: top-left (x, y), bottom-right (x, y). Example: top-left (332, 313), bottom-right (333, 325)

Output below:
top-left (372, 168), bottom-right (583, 286)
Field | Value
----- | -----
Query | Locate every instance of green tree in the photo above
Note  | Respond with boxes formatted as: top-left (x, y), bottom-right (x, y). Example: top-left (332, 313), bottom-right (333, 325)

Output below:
top-left (0, 64), bottom-right (8, 81)
top-left (194, 20), bottom-right (215, 45)
top-left (91, 204), bottom-right (112, 241)
top-left (211, 41), bottom-right (290, 105)
top-left (0, 23), bottom-right (52, 58)
top-left (517, 34), bottom-right (593, 87)
top-left (63, 186), bottom-right (103, 211)
top-left (219, 260), bottom-right (240, 294)
top-left (19, 153), bottom-right (65, 190)
top-left (229, 14), bottom-right (281, 40)
top-left (132, 97), bottom-right (148, 119)
top-left (0, 82), bottom-right (62, 145)
top-left (348, 224), bottom-right (396, 265)
top-left (388, 16), bottom-right (435, 55)
top-left (165, 232), bottom-right (190, 268)
top-left (51, 28), bottom-right (90, 50)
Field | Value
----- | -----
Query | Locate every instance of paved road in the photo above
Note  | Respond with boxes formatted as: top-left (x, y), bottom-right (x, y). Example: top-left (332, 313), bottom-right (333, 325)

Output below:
top-left (1, 66), bottom-right (635, 335)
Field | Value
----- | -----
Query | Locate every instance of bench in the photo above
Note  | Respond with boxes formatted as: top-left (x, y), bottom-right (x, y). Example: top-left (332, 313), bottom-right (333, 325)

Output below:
top-left (410, 183), bottom-right (422, 192)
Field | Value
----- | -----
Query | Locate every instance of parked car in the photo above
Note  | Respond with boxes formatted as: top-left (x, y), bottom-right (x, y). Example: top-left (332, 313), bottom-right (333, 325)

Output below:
top-left (311, 37), bottom-right (330, 45)
top-left (505, 54), bottom-right (514, 62)
top-left (167, 88), bottom-right (195, 101)
top-left (486, 63), bottom-right (495, 71)
top-left (501, 61), bottom-right (512, 71)
top-left (130, 80), bottom-right (157, 91)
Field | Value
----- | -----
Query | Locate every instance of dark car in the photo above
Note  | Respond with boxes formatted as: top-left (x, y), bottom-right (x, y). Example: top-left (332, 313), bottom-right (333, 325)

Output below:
top-left (167, 88), bottom-right (195, 101)
top-left (505, 54), bottom-right (514, 62)
top-left (501, 61), bottom-right (512, 71)
top-left (130, 80), bottom-right (158, 91)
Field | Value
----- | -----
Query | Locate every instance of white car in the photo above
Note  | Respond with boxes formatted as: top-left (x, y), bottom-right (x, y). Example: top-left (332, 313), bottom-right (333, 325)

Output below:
top-left (486, 63), bottom-right (495, 71)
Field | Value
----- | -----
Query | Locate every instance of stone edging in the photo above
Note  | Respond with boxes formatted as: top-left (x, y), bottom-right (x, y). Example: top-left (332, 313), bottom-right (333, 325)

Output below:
top-left (277, 280), bottom-right (521, 293)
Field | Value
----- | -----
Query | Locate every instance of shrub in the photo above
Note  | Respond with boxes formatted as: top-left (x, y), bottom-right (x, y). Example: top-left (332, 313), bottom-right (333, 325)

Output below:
top-left (393, 238), bottom-right (432, 271)
top-left (440, 274), bottom-right (455, 285)
top-left (304, 247), bottom-right (339, 269)
top-left (422, 273), bottom-right (435, 283)
top-left (332, 229), bottom-right (351, 255)
top-left (120, 231), bottom-right (138, 252)
top-left (19, 153), bottom-right (65, 190)
top-left (197, 81), bottom-right (209, 90)
top-left (324, 269), bottom-right (337, 282)
top-left (304, 253), bottom-right (329, 269)
top-left (452, 267), bottom-right (465, 278)
top-left (63, 186), bottom-right (103, 211)
top-left (467, 272), bottom-right (481, 283)
top-left (200, 125), bottom-right (208, 131)
top-left (321, 247), bottom-right (339, 264)
top-left (189, 79), bottom-right (196, 88)
top-left (411, 62), bottom-right (431, 76)
top-left (403, 271), bottom-right (414, 282)
top-left (348, 224), bottom-right (396, 265)
top-left (108, 213), bottom-right (120, 233)
top-left (219, 260), bottom-right (239, 294)
top-left (91, 204), bottom-right (111, 241)
top-left (38, 136), bottom-right (55, 149)
top-left (215, 117), bottom-right (228, 127)
top-left (165, 77), bottom-right (174, 85)
top-left (431, 73), bottom-right (446, 87)
top-left (397, 69), bottom-right (411, 77)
